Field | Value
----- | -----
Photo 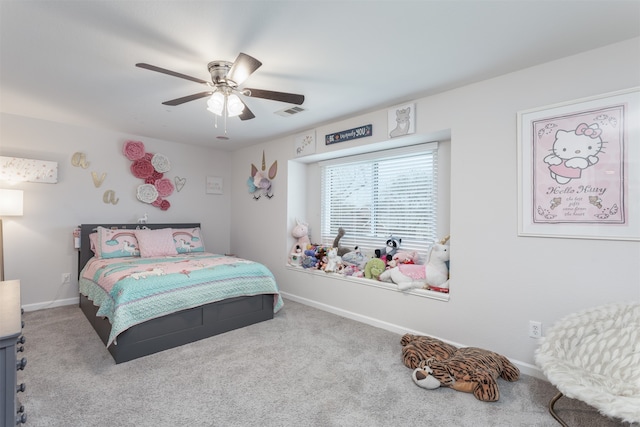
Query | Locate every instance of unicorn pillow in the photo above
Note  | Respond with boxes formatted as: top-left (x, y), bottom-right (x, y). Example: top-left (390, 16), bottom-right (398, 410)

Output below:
top-left (93, 227), bottom-right (140, 259)
top-left (172, 227), bottom-right (206, 253)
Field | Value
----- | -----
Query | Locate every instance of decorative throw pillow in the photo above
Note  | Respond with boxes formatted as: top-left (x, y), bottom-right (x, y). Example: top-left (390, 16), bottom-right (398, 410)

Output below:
top-left (95, 227), bottom-right (140, 259)
top-left (89, 232), bottom-right (98, 255)
top-left (172, 227), bottom-right (206, 253)
top-left (134, 228), bottom-right (178, 257)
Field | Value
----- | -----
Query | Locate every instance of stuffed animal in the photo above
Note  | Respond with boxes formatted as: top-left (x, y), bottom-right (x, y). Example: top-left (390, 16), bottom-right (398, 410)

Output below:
top-left (315, 247), bottom-right (328, 270)
top-left (393, 251), bottom-right (417, 265)
top-left (401, 334), bottom-right (458, 369)
top-left (411, 346), bottom-right (520, 402)
top-left (288, 245), bottom-right (303, 266)
top-left (375, 235), bottom-right (401, 261)
top-left (364, 258), bottom-right (385, 280)
top-left (378, 239), bottom-right (449, 291)
top-left (401, 333), bottom-right (519, 402)
top-left (377, 263), bottom-right (425, 290)
top-left (341, 248), bottom-right (369, 270)
top-left (290, 219), bottom-right (311, 255)
top-left (425, 236), bottom-right (450, 293)
top-left (332, 227), bottom-right (355, 257)
top-left (342, 264), bottom-right (362, 277)
top-left (322, 247), bottom-right (342, 273)
top-left (301, 249), bottom-right (318, 269)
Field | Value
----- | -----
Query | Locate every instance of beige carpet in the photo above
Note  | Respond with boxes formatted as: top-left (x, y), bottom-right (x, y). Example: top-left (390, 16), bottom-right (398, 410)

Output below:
top-left (18, 299), bottom-right (629, 427)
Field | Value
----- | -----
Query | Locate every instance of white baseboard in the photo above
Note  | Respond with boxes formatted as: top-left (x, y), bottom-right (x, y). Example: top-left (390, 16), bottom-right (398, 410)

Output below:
top-left (280, 291), bottom-right (547, 381)
top-left (22, 296), bottom-right (79, 312)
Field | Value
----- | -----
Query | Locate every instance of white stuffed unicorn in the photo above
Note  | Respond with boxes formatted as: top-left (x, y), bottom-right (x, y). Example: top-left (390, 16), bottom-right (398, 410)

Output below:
top-left (379, 236), bottom-right (450, 291)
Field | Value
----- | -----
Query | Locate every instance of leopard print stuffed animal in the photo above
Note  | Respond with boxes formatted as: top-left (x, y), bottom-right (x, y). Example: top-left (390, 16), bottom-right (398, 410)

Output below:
top-left (401, 334), bottom-right (520, 402)
top-left (401, 334), bottom-right (457, 369)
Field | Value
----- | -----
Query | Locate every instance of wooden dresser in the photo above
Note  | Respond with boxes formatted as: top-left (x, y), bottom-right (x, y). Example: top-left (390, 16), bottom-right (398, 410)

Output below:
top-left (0, 280), bottom-right (26, 426)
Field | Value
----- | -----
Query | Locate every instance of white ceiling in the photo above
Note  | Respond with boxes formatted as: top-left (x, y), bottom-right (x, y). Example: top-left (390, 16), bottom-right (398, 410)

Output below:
top-left (1, 1), bottom-right (639, 151)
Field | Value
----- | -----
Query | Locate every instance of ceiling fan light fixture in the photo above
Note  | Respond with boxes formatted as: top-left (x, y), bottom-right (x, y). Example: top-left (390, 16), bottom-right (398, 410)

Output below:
top-left (226, 94), bottom-right (244, 117)
top-left (207, 91), bottom-right (225, 116)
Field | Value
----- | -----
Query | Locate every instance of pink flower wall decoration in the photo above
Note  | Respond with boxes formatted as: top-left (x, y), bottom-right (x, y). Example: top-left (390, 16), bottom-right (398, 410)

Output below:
top-left (123, 140), bottom-right (173, 210)
top-left (154, 178), bottom-right (175, 197)
top-left (123, 140), bottom-right (146, 160)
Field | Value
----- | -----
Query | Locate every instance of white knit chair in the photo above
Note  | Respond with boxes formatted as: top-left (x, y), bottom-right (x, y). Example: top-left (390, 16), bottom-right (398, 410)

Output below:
top-left (535, 302), bottom-right (640, 426)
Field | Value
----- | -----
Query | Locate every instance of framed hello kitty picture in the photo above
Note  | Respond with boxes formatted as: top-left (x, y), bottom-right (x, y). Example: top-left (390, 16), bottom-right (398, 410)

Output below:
top-left (517, 87), bottom-right (640, 240)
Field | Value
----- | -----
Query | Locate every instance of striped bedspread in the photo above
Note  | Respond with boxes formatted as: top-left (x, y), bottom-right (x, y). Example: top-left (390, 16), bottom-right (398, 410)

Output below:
top-left (79, 252), bottom-right (282, 346)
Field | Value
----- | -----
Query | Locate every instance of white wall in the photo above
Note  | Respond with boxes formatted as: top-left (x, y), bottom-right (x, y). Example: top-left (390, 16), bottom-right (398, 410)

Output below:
top-left (0, 114), bottom-right (231, 308)
top-left (230, 38), bottom-right (640, 376)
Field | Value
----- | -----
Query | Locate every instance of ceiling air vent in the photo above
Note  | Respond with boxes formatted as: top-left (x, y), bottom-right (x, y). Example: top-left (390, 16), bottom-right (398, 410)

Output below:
top-left (275, 106), bottom-right (306, 117)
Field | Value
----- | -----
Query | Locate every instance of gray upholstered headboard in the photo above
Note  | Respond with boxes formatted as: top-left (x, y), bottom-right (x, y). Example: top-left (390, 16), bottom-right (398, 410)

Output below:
top-left (77, 223), bottom-right (201, 277)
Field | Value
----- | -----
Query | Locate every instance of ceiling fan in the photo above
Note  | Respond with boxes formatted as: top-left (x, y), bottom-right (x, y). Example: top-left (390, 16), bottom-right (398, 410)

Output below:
top-left (136, 52), bottom-right (305, 121)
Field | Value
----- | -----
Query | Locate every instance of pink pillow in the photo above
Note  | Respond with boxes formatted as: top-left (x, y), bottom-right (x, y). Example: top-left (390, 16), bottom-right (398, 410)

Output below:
top-left (134, 228), bottom-right (178, 257)
top-left (172, 227), bottom-right (206, 253)
top-left (94, 227), bottom-right (140, 259)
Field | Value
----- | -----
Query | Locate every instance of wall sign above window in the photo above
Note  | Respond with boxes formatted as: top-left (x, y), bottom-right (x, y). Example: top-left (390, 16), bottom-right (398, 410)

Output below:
top-left (325, 124), bottom-right (372, 145)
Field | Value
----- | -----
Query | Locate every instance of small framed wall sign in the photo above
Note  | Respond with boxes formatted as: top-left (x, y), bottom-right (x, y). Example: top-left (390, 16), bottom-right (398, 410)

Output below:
top-left (388, 103), bottom-right (416, 138)
top-left (0, 156), bottom-right (58, 183)
top-left (517, 87), bottom-right (639, 241)
top-left (325, 124), bottom-right (372, 145)
top-left (206, 176), bottom-right (223, 195)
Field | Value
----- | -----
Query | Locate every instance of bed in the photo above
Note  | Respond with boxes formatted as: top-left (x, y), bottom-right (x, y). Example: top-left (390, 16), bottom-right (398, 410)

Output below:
top-left (77, 223), bottom-right (282, 364)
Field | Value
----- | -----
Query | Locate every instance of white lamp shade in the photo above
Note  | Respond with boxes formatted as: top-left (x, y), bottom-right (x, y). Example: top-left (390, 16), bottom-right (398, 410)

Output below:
top-left (0, 189), bottom-right (23, 216)
top-left (226, 94), bottom-right (245, 117)
top-left (207, 92), bottom-right (225, 116)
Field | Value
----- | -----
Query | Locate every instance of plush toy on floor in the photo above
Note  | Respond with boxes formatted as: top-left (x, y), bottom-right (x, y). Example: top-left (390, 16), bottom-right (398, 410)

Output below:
top-left (401, 334), bottom-right (458, 369)
top-left (403, 334), bottom-right (520, 402)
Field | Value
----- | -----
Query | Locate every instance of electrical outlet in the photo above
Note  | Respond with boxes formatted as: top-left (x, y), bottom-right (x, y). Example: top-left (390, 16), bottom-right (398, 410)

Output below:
top-left (61, 273), bottom-right (71, 285)
top-left (529, 320), bottom-right (542, 338)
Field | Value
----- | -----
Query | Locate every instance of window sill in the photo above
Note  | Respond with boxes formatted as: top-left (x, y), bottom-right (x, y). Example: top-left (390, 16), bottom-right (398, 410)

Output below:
top-left (284, 265), bottom-right (450, 302)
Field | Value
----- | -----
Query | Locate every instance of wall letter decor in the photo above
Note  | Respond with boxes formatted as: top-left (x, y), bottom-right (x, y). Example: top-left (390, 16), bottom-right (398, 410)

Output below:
top-left (91, 172), bottom-right (106, 188)
top-left (103, 190), bottom-right (119, 205)
top-left (71, 152), bottom-right (90, 169)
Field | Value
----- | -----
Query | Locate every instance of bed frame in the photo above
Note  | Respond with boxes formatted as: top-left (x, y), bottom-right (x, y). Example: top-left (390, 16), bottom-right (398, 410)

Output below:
top-left (78, 223), bottom-right (274, 364)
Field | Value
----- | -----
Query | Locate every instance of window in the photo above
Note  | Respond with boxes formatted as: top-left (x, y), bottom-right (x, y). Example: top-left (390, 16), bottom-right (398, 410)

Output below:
top-left (320, 143), bottom-right (438, 256)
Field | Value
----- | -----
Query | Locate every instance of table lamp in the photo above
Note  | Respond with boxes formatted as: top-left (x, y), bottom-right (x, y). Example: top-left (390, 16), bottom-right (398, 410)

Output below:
top-left (0, 189), bottom-right (24, 281)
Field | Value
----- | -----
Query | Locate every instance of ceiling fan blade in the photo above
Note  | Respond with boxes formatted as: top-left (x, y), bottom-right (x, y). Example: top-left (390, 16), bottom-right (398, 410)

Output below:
top-left (239, 101), bottom-right (255, 121)
top-left (136, 63), bottom-right (210, 85)
top-left (162, 91), bottom-right (213, 106)
top-left (244, 88), bottom-right (304, 105)
top-left (226, 53), bottom-right (262, 86)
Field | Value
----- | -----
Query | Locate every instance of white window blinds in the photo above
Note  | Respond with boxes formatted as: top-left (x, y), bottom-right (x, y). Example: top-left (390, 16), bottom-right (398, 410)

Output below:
top-left (320, 143), bottom-right (438, 255)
